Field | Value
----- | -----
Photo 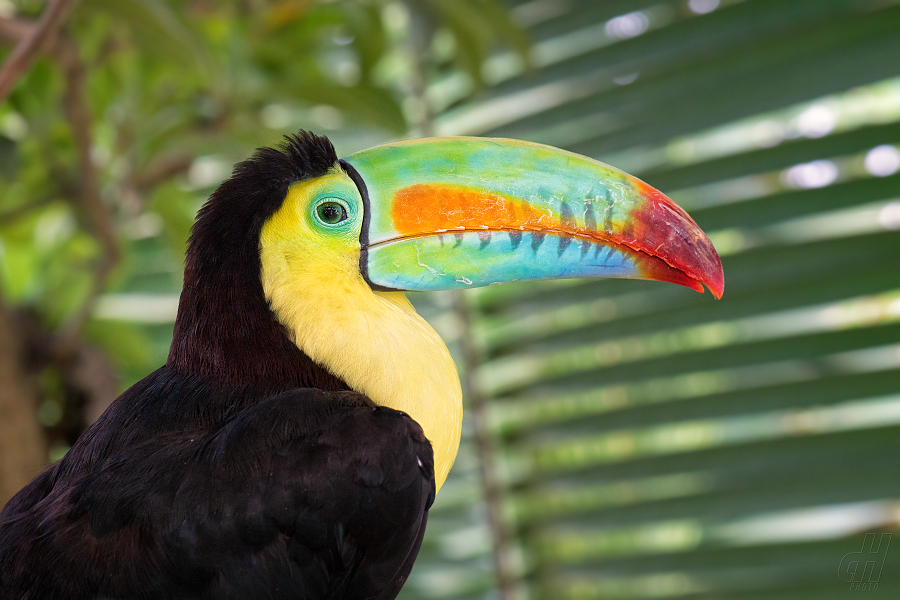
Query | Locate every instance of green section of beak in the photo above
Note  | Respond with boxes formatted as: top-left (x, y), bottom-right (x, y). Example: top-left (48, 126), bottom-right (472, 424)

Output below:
top-left (341, 137), bottom-right (724, 298)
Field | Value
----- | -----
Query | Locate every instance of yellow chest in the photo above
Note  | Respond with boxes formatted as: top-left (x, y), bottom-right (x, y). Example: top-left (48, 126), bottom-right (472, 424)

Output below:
top-left (260, 226), bottom-right (462, 492)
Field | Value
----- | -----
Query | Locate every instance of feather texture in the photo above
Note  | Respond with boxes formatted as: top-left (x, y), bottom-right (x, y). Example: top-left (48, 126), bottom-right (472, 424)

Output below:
top-left (0, 368), bottom-right (435, 599)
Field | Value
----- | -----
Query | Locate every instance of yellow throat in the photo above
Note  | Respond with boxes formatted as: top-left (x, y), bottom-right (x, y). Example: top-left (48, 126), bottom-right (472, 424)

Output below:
top-left (259, 169), bottom-right (463, 492)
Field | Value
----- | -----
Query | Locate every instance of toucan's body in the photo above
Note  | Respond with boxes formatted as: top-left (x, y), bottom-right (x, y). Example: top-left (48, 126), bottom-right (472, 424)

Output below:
top-left (0, 132), bottom-right (722, 599)
top-left (0, 370), bottom-right (433, 599)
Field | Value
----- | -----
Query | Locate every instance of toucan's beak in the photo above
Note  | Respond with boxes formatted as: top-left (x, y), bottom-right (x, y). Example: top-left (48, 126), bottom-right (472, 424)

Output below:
top-left (341, 137), bottom-right (724, 299)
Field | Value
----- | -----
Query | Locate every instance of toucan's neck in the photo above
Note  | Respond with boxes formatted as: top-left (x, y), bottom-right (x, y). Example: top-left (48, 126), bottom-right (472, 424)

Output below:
top-left (167, 181), bottom-right (350, 392)
top-left (167, 248), bottom-right (349, 392)
top-left (260, 241), bottom-right (463, 492)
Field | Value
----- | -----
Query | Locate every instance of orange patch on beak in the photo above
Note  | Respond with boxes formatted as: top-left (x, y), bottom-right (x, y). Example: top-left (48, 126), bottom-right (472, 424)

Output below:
top-left (391, 184), bottom-right (557, 235)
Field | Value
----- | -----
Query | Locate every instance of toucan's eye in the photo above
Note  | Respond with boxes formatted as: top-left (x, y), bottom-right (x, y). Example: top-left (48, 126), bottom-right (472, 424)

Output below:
top-left (316, 201), bottom-right (348, 225)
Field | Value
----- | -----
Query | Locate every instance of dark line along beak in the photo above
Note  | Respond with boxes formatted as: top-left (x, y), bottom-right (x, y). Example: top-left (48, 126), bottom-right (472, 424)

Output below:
top-left (342, 137), bottom-right (724, 299)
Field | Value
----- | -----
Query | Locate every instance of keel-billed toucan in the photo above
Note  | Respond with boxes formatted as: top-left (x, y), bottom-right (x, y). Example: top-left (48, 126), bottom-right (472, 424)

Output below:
top-left (0, 132), bottom-right (723, 599)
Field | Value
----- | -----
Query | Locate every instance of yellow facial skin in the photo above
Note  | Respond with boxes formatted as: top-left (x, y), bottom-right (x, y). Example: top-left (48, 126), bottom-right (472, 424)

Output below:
top-left (259, 166), bottom-right (463, 492)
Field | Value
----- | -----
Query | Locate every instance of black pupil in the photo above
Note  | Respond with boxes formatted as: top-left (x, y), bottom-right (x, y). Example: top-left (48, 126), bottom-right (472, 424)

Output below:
top-left (319, 203), bottom-right (345, 224)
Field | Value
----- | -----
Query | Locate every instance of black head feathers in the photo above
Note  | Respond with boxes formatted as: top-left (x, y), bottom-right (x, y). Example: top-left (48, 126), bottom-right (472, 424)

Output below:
top-left (209, 131), bottom-right (338, 233)
top-left (186, 131), bottom-right (339, 260)
top-left (167, 131), bottom-right (350, 391)
top-left (235, 131), bottom-right (339, 192)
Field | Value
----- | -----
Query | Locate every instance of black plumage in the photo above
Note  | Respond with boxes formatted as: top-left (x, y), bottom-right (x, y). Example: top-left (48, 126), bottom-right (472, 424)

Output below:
top-left (0, 133), bottom-right (435, 599)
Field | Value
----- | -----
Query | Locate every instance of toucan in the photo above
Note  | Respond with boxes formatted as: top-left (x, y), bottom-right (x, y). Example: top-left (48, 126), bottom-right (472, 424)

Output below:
top-left (0, 132), bottom-right (723, 599)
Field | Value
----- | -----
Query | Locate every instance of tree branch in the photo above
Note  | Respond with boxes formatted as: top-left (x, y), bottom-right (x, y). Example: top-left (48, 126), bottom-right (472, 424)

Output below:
top-left (131, 153), bottom-right (195, 192)
top-left (53, 44), bottom-right (120, 358)
top-left (0, 16), bottom-right (38, 46)
top-left (0, 196), bottom-right (58, 226)
top-left (0, 293), bottom-right (47, 506)
top-left (453, 291), bottom-right (523, 600)
top-left (0, 0), bottom-right (80, 101)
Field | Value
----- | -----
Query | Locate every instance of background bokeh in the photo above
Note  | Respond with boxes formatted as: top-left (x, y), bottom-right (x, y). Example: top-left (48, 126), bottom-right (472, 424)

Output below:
top-left (1, 1), bottom-right (899, 598)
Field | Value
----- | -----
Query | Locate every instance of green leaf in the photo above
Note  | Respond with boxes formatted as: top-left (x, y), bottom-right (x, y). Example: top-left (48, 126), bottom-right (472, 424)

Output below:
top-left (83, 0), bottom-right (209, 72)
top-left (293, 82), bottom-right (407, 134)
top-left (0, 135), bottom-right (19, 178)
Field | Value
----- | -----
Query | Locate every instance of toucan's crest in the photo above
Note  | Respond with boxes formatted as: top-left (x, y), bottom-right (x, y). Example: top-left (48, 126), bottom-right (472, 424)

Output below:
top-left (242, 130), bottom-right (338, 189)
top-left (167, 132), bottom-right (349, 392)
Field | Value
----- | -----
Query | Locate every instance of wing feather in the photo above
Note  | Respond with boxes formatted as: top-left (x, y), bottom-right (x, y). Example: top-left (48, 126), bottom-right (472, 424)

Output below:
top-left (0, 368), bottom-right (435, 600)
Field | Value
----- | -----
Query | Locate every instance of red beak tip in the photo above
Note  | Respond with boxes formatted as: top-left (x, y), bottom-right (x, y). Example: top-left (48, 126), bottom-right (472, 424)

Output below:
top-left (689, 277), bottom-right (723, 299)
top-left (703, 270), bottom-right (725, 300)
